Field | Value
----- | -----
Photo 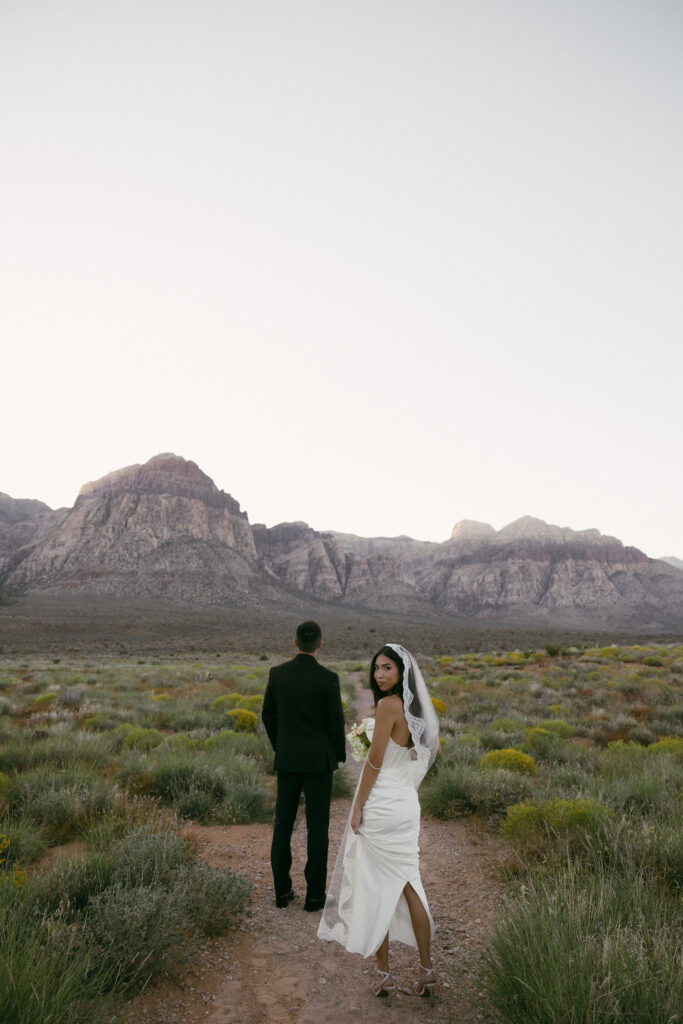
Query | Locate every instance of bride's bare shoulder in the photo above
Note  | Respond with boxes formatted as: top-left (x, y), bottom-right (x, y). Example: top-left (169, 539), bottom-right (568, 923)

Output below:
top-left (376, 694), bottom-right (403, 719)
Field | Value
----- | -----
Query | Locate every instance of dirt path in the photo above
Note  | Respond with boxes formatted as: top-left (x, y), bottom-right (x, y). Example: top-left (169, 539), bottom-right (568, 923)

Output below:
top-left (127, 679), bottom-right (508, 1024)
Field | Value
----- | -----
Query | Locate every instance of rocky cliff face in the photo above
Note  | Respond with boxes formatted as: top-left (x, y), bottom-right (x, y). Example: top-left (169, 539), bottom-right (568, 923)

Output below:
top-left (0, 493), bottom-right (68, 566)
top-left (252, 523), bottom-right (435, 613)
top-left (2, 455), bottom-right (264, 603)
top-left (2, 456), bottom-right (682, 628)
top-left (415, 516), bottom-right (671, 626)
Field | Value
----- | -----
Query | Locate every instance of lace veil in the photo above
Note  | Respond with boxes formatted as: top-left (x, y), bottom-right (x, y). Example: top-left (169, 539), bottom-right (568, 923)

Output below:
top-left (384, 642), bottom-right (440, 786)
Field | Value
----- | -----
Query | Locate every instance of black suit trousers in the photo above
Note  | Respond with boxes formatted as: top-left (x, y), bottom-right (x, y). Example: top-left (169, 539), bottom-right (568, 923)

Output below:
top-left (271, 770), bottom-right (333, 901)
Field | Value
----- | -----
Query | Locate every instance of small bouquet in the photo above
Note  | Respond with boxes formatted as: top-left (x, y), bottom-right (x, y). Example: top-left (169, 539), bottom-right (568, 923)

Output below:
top-left (347, 717), bottom-right (373, 761)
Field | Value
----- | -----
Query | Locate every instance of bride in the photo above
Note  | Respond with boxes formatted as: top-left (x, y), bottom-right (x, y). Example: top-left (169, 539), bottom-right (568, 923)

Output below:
top-left (317, 643), bottom-right (440, 1004)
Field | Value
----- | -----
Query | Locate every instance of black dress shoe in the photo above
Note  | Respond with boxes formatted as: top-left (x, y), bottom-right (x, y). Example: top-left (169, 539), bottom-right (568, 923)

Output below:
top-left (304, 895), bottom-right (326, 912)
top-left (275, 890), bottom-right (296, 908)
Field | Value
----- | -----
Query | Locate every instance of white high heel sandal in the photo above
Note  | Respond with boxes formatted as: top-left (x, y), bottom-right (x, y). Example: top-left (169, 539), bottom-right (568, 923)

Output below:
top-left (371, 968), bottom-right (395, 1005)
top-left (415, 963), bottom-right (436, 1002)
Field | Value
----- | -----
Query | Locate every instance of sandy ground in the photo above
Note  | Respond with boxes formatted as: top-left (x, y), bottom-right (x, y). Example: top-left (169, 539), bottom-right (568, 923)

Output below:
top-left (125, 810), bottom-right (507, 1024)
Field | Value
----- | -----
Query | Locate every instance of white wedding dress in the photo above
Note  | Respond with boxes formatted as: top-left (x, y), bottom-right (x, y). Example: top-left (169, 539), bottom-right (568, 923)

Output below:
top-left (317, 718), bottom-right (435, 957)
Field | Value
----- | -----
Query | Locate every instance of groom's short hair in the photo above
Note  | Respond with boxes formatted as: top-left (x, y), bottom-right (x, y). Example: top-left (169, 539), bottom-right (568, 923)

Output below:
top-left (296, 620), bottom-right (322, 652)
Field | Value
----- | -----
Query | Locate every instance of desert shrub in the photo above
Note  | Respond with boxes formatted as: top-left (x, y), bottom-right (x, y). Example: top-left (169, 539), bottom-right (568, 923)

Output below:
top-left (117, 747), bottom-right (270, 823)
top-left (599, 740), bottom-right (649, 778)
top-left (501, 798), bottom-right (612, 851)
top-left (122, 726), bottom-right (165, 751)
top-left (25, 850), bottom-right (116, 917)
top-left (31, 691), bottom-right (59, 708)
top-left (0, 898), bottom-right (115, 1024)
top-left (629, 818), bottom-right (683, 893)
top-left (210, 765), bottom-right (271, 825)
top-left (236, 694), bottom-right (264, 712)
top-left (331, 766), bottom-right (354, 798)
top-left (149, 753), bottom-right (229, 802)
top-left (613, 675), bottom-right (643, 696)
top-left (4, 767), bottom-right (115, 843)
top-left (173, 860), bottom-right (251, 936)
top-left (536, 761), bottom-right (594, 801)
top-left (545, 703), bottom-right (571, 716)
top-left (560, 741), bottom-right (597, 769)
top-left (595, 646), bottom-right (623, 660)
top-left (82, 882), bottom-right (196, 990)
top-left (210, 693), bottom-right (243, 712)
top-left (26, 730), bottom-right (112, 770)
top-left (526, 726), bottom-right (566, 761)
top-left (490, 718), bottom-right (524, 733)
top-left (466, 769), bottom-right (535, 820)
top-left (480, 749), bottom-right (536, 775)
top-left (82, 714), bottom-right (119, 731)
top-left (0, 733), bottom-right (34, 772)
top-left (544, 643), bottom-right (562, 657)
top-left (587, 742), bottom-right (683, 820)
top-left (225, 708), bottom-right (258, 733)
top-left (626, 724), bottom-right (657, 745)
top-left (436, 715), bottom-right (460, 736)
top-left (111, 827), bottom-right (191, 887)
top-left (107, 723), bottom-right (135, 747)
top-left (174, 787), bottom-right (218, 820)
top-left (439, 734), bottom-right (483, 767)
top-left (655, 704), bottom-right (683, 724)
top-left (594, 754), bottom-right (682, 818)
top-left (649, 736), bottom-right (683, 761)
top-left (147, 702), bottom-right (216, 733)
top-left (59, 686), bottom-right (84, 708)
top-left (165, 733), bottom-right (204, 751)
top-left (0, 819), bottom-right (49, 866)
top-left (478, 859), bottom-right (682, 1023)
top-left (479, 727), bottom-right (523, 751)
top-left (431, 697), bottom-right (447, 715)
top-left (204, 728), bottom-right (271, 764)
top-left (534, 718), bottom-right (575, 737)
top-left (421, 762), bottom-right (476, 818)
top-left (202, 729), bottom-right (262, 753)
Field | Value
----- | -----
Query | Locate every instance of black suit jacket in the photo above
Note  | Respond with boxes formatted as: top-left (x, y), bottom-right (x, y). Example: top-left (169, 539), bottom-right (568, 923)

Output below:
top-left (262, 653), bottom-right (346, 773)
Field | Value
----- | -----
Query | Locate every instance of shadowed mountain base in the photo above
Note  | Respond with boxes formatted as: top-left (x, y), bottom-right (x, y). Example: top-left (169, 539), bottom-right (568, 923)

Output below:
top-left (1, 595), bottom-right (680, 658)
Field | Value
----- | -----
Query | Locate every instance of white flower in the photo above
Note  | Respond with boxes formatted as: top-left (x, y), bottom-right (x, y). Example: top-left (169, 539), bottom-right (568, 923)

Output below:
top-left (346, 717), bottom-right (373, 762)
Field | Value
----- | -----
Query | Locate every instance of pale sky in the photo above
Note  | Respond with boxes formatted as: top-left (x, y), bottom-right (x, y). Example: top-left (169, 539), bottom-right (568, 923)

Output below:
top-left (1, 1), bottom-right (682, 558)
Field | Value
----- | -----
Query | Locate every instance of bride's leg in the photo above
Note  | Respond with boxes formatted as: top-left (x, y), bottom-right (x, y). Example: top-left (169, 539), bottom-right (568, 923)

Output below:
top-left (371, 933), bottom-right (394, 1002)
top-left (375, 932), bottom-right (389, 973)
top-left (403, 882), bottom-right (432, 970)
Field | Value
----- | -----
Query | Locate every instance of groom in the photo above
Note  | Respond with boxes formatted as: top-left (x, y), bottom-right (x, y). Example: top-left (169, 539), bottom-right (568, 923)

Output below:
top-left (262, 620), bottom-right (346, 911)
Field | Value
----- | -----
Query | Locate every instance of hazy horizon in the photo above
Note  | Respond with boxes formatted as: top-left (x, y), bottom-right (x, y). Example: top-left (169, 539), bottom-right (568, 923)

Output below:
top-left (2, 1), bottom-right (681, 559)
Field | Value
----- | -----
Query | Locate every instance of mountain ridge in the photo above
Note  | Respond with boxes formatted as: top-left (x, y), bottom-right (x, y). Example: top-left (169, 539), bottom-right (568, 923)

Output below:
top-left (1, 454), bottom-right (682, 630)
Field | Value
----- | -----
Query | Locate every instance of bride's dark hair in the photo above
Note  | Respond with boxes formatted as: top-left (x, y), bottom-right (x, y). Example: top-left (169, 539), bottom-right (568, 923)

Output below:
top-left (369, 643), bottom-right (426, 724)
top-left (369, 645), bottom-right (404, 706)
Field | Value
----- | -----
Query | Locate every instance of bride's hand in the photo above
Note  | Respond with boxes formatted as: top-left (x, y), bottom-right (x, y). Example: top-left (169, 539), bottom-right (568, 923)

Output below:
top-left (351, 803), bottom-right (362, 834)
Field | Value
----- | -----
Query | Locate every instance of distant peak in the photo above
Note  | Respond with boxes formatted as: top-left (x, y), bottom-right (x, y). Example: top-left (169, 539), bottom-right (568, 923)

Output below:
top-left (450, 520), bottom-right (495, 541)
top-left (77, 454), bottom-right (244, 515)
top-left (497, 516), bottom-right (564, 541)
